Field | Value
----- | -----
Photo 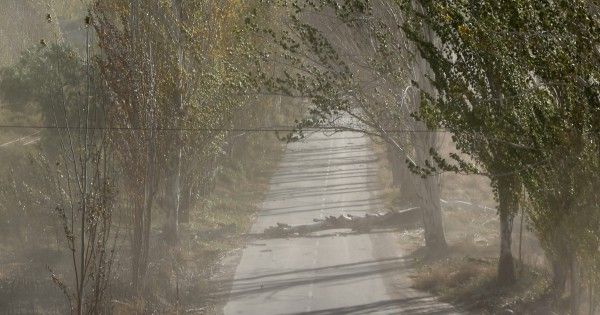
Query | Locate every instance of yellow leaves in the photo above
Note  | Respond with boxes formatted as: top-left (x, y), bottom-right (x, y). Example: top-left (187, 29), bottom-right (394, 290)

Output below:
top-left (443, 13), bottom-right (452, 23)
top-left (434, 2), bottom-right (452, 23)
top-left (207, 0), bottom-right (247, 61)
top-left (458, 24), bottom-right (471, 39)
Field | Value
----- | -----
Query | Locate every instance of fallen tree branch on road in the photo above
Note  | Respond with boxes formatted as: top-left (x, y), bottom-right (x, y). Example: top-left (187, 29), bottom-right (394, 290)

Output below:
top-left (262, 207), bottom-right (421, 238)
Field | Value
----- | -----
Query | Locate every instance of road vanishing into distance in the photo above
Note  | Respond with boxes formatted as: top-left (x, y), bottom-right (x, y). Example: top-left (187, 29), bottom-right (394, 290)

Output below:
top-left (221, 131), bottom-right (460, 315)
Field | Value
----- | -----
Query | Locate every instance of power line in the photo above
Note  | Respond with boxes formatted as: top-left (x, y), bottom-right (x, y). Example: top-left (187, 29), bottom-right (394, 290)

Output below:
top-left (0, 124), bottom-right (451, 133)
top-left (1, 124), bottom-right (598, 135)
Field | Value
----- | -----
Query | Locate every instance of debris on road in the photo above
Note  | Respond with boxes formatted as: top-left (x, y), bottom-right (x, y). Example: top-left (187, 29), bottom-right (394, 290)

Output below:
top-left (262, 207), bottom-right (421, 238)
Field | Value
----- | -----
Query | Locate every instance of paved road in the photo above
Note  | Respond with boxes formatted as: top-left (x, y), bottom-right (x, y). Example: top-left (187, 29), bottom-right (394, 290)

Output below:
top-left (222, 131), bottom-right (460, 315)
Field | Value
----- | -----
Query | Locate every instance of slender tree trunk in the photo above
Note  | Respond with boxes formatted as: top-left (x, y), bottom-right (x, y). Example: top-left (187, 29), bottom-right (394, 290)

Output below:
top-left (131, 192), bottom-right (144, 292)
top-left (132, 173), bottom-right (155, 292)
top-left (179, 179), bottom-right (192, 224)
top-left (496, 175), bottom-right (518, 285)
top-left (549, 226), bottom-right (570, 298)
top-left (518, 208), bottom-right (524, 274)
top-left (164, 0), bottom-right (184, 246)
top-left (165, 158), bottom-right (181, 245)
top-left (386, 137), bottom-right (447, 251)
top-left (571, 256), bottom-right (582, 315)
top-left (141, 179), bottom-right (153, 280)
top-left (589, 279), bottom-right (595, 315)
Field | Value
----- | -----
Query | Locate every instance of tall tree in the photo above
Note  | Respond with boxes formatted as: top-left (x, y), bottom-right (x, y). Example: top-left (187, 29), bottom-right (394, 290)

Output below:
top-left (94, 0), bottom-right (264, 293)
top-left (401, 0), bottom-right (600, 293)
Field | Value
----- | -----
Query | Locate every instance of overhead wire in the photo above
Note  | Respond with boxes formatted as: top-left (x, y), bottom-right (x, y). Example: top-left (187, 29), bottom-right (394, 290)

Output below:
top-left (0, 124), bottom-right (451, 133)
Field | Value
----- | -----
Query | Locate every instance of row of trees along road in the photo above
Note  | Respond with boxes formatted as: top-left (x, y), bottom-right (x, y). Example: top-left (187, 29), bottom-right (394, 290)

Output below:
top-left (249, 0), bottom-right (600, 313)
top-left (92, 0), bottom-right (273, 308)
top-left (249, 0), bottom-right (448, 251)
top-left (0, 0), bottom-right (290, 313)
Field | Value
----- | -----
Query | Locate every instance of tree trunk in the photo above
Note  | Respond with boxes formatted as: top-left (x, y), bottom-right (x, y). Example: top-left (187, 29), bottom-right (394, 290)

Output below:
top-left (264, 208), bottom-right (421, 237)
top-left (164, 0), bottom-right (184, 246)
top-left (132, 182), bottom-right (153, 293)
top-left (387, 146), bottom-right (403, 188)
top-left (417, 173), bottom-right (447, 251)
top-left (132, 197), bottom-right (143, 292)
top-left (548, 224), bottom-right (571, 296)
top-left (571, 256), bottom-right (582, 315)
top-left (411, 129), bottom-right (447, 251)
top-left (407, 6), bottom-right (447, 251)
top-left (179, 178), bottom-right (193, 224)
top-left (551, 256), bottom-right (568, 298)
top-left (498, 211), bottom-right (515, 285)
top-left (387, 145), bottom-right (419, 207)
top-left (496, 175), bottom-right (518, 285)
top-left (588, 279), bottom-right (595, 315)
top-left (164, 157), bottom-right (181, 245)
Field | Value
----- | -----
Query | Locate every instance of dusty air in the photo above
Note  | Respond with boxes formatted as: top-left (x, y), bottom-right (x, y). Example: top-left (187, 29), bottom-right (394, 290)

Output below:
top-left (0, 1), bottom-right (598, 314)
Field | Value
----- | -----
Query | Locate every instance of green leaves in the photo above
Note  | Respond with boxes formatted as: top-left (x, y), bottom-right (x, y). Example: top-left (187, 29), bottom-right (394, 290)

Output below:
top-left (404, 0), bottom-right (600, 287)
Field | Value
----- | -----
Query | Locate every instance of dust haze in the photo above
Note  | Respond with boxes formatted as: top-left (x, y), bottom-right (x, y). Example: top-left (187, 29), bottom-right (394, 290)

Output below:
top-left (0, 1), bottom-right (598, 315)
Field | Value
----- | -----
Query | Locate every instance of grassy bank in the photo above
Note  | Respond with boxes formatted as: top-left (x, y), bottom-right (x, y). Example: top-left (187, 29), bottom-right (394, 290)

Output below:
top-left (372, 139), bottom-right (559, 314)
top-left (410, 250), bottom-right (558, 314)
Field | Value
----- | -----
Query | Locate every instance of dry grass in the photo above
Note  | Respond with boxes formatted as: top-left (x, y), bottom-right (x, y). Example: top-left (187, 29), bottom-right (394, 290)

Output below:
top-left (372, 137), bottom-right (557, 314)
top-left (411, 254), bottom-right (556, 314)
top-left (411, 256), bottom-right (496, 296)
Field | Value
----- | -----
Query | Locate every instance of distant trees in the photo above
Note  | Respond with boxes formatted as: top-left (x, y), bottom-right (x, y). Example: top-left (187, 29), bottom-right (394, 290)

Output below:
top-left (250, 0), bottom-right (449, 250)
top-left (0, 19), bottom-right (118, 313)
top-left (0, 44), bottom-right (88, 147)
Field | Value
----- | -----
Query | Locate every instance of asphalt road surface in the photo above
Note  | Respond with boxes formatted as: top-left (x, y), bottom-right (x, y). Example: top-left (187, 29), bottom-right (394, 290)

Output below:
top-left (222, 131), bottom-right (460, 315)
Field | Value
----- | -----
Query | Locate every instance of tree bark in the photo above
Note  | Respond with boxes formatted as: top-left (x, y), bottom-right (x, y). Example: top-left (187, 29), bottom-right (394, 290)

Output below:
top-left (132, 197), bottom-right (143, 292)
top-left (387, 145), bottom-right (403, 188)
top-left (132, 115), bottom-right (156, 293)
top-left (164, 0), bottom-right (184, 246)
top-left (417, 173), bottom-right (447, 251)
top-left (498, 210), bottom-right (516, 285)
top-left (411, 130), bottom-right (447, 251)
top-left (132, 181), bottom-right (153, 293)
top-left (408, 20), bottom-right (448, 251)
top-left (178, 178), bottom-right (193, 224)
top-left (571, 256), bottom-right (582, 315)
top-left (550, 255), bottom-right (568, 298)
top-left (164, 157), bottom-right (181, 245)
top-left (496, 175), bottom-right (518, 285)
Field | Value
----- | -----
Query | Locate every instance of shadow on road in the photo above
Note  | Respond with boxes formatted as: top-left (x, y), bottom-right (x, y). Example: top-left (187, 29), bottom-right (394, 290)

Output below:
top-left (286, 296), bottom-right (455, 315)
top-left (214, 256), bottom-right (413, 300)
